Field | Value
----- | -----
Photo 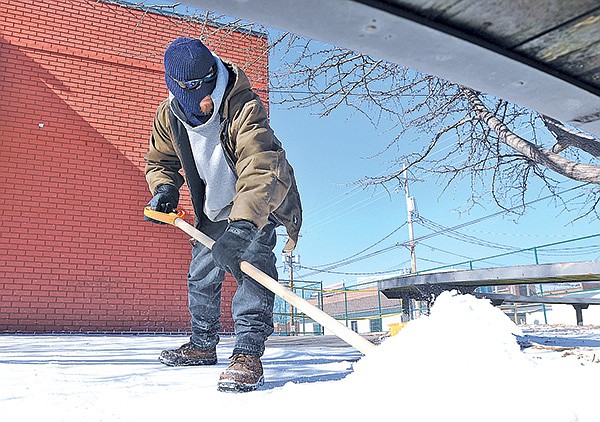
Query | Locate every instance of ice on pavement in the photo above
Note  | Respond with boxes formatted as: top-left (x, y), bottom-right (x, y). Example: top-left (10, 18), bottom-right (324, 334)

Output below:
top-left (1, 291), bottom-right (599, 421)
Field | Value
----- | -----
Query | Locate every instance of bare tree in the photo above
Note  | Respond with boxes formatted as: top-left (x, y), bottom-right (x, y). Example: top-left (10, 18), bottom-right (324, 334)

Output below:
top-left (269, 36), bottom-right (600, 219)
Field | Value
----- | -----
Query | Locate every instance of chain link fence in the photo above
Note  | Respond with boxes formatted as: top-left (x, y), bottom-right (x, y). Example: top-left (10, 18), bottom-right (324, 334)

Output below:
top-left (272, 280), bottom-right (409, 336)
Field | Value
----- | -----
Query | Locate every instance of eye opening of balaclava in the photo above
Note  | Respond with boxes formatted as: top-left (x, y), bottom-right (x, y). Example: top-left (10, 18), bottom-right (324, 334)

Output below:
top-left (164, 37), bottom-right (217, 126)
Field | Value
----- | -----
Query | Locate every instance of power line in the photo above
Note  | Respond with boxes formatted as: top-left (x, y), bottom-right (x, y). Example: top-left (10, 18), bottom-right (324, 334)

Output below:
top-left (303, 190), bottom-right (390, 233)
top-left (419, 242), bottom-right (475, 260)
top-left (301, 185), bottom-right (364, 219)
top-left (303, 222), bottom-right (408, 277)
top-left (298, 264), bottom-right (407, 277)
top-left (411, 183), bottom-right (590, 245)
top-left (299, 183), bottom-right (591, 277)
top-left (415, 215), bottom-right (523, 252)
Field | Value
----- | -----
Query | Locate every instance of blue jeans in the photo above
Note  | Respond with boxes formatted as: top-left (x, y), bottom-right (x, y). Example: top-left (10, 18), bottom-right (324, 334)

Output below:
top-left (187, 218), bottom-right (277, 356)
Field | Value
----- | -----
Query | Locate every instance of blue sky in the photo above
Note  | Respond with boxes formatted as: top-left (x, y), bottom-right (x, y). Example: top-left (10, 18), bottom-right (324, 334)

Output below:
top-left (269, 95), bottom-right (600, 287)
top-left (257, 31), bottom-right (600, 287)
top-left (247, 29), bottom-right (599, 287)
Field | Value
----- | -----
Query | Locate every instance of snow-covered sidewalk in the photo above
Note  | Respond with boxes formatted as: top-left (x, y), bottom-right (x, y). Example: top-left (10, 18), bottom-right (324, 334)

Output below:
top-left (2, 292), bottom-right (599, 421)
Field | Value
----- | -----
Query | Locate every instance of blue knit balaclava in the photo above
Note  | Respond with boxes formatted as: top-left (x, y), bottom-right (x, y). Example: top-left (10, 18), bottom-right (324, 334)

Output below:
top-left (164, 37), bottom-right (217, 126)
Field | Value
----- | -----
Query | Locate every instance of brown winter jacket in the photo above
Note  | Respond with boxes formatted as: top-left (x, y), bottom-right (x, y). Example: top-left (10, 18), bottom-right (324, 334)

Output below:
top-left (145, 60), bottom-right (302, 252)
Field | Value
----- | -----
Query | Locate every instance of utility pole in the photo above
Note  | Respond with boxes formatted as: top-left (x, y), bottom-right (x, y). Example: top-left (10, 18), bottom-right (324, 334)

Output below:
top-left (403, 164), bottom-right (417, 322)
top-left (288, 251), bottom-right (295, 335)
top-left (403, 164), bottom-right (417, 273)
top-left (283, 250), bottom-right (300, 335)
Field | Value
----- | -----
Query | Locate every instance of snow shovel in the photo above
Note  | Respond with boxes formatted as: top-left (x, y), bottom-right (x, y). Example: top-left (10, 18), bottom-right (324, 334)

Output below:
top-left (144, 207), bottom-right (377, 355)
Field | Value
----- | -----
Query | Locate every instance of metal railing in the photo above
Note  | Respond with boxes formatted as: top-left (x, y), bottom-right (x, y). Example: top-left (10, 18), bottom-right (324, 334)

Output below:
top-left (272, 234), bottom-right (600, 334)
top-left (272, 280), bottom-right (405, 336)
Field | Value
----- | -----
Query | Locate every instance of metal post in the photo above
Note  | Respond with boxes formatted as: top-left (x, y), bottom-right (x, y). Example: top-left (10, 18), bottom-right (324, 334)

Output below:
top-left (288, 251), bottom-right (295, 335)
top-left (534, 247), bottom-right (548, 324)
top-left (301, 285), bottom-right (306, 335)
top-left (318, 281), bottom-right (324, 335)
top-left (402, 293), bottom-right (411, 322)
top-left (343, 283), bottom-right (349, 327)
top-left (574, 305), bottom-right (588, 326)
top-left (377, 289), bottom-right (382, 331)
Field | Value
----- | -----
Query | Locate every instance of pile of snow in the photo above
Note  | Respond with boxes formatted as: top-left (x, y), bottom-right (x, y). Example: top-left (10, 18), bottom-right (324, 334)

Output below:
top-left (340, 292), bottom-right (578, 421)
top-left (2, 291), bottom-right (599, 421)
top-left (275, 291), bottom-right (592, 421)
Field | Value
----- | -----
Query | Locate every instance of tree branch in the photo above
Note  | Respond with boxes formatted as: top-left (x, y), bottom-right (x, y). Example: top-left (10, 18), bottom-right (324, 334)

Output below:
top-left (462, 88), bottom-right (600, 184)
top-left (541, 115), bottom-right (600, 158)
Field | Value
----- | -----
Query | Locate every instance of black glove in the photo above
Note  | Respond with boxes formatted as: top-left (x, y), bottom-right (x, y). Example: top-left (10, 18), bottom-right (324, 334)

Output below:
top-left (145, 184), bottom-right (180, 224)
top-left (212, 220), bottom-right (258, 274)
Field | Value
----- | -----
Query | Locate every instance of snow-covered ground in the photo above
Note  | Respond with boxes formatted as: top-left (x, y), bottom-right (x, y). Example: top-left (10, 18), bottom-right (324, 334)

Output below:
top-left (2, 292), bottom-right (599, 422)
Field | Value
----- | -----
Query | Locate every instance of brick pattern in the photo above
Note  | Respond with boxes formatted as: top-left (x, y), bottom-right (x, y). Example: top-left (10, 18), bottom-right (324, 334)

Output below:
top-left (0, 0), bottom-right (269, 333)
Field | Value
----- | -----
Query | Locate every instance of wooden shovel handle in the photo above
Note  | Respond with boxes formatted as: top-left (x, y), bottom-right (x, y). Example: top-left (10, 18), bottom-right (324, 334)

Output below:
top-left (143, 208), bottom-right (377, 355)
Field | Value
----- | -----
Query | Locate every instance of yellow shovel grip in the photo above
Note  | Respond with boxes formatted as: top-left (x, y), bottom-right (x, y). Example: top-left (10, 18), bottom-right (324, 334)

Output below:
top-left (143, 207), bottom-right (186, 225)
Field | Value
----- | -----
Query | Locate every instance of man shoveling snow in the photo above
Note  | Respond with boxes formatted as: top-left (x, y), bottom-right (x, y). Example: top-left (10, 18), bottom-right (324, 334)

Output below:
top-left (144, 36), bottom-right (302, 392)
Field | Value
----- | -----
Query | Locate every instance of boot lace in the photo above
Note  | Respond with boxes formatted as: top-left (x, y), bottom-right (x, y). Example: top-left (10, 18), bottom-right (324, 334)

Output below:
top-left (230, 353), bottom-right (253, 366)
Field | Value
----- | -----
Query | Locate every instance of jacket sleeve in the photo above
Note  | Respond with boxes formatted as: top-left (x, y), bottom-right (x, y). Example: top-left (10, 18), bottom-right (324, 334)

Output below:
top-left (144, 100), bottom-right (185, 194)
top-left (228, 95), bottom-right (293, 230)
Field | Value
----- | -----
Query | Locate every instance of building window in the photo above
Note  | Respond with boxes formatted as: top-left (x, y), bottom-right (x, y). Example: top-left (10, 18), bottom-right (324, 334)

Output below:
top-left (350, 320), bottom-right (358, 332)
top-left (370, 318), bottom-right (382, 332)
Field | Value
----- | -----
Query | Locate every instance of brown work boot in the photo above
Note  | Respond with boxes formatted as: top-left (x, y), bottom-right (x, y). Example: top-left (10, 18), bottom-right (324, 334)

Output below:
top-left (217, 353), bottom-right (264, 392)
top-left (158, 342), bottom-right (217, 366)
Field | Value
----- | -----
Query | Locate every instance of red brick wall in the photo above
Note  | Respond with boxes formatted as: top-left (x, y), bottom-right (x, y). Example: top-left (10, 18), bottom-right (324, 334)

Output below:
top-left (0, 0), bottom-right (269, 333)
